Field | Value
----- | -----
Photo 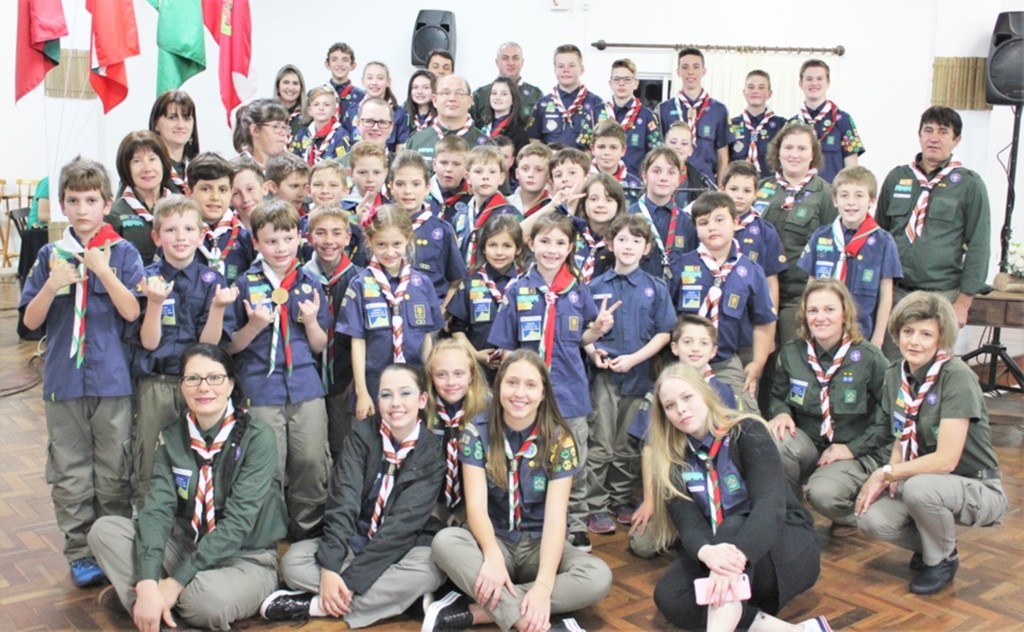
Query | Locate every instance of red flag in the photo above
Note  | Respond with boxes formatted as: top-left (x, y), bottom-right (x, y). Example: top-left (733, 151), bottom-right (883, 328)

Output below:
top-left (85, 0), bottom-right (140, 113)
top-left (203, 0), bottom-right (255, 125)
top-left (15, 0), bottom-right (68, 103)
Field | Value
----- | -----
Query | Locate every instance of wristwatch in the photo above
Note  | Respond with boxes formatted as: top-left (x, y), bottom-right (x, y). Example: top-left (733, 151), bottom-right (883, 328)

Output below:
top-left (881, 464), bottom-right (897, 484)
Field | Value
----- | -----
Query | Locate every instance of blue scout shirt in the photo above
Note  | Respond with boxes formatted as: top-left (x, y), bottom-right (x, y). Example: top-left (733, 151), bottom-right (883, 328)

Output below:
top-left (448, 263), bottom-right (518, 357)
top-left (299, 214), bottom-right (367, 268)
top-left (488, 268), bottom-right (599, 419)
top-left (452, 196), bottom-right (523, 263)
top-left (792, 103), bottom-right (865, 184)
top-left (289, 122), bottom-right (353, 164)
top-left (526, 87), bottom-right (608, 150)
top-left (627, 376), bottom-right (737, 441)
top-left (572, 218), bottom-right (615, 283)
top-left (657, 95), bottom-right (730, 182)
top-left (588, 267), bottom-right (676, 396)
top-left (230, 260), bottom-right (333, 406)
top-left (459, 414), bottom-right (580, 542)
top-left (198, 216), bottom-right (256, 284)
top-left (797, 221), bottom-right (902, 339)
top-left (352, 104), bottom-right (410, 153)
top-left (428, 176), bottom-right (473, 225)
top-left (411, 212), bottom-right (467, 302)
top-left (304, 256), bottom-right (362, 397)
top-left (20, 236), bottom-right (144, 400)
top-left (627, 195), bottom-right (698, 280)
top-left (727, 112), bottom-right (788, 178)
top-left (608, 99), bottom-right (662, 176)
top-left (336, 265), bottom-right (443, 400)
top-left (132, 258), bottom-right (235, 377)
top-left (735, 213), bottom-right (788, 278)
top-left (682, 432), bottom-right (751, 521)
top-left (329, 80), bottom-right (365, 130)
top-left (671, 247), bottom-right (777, 362)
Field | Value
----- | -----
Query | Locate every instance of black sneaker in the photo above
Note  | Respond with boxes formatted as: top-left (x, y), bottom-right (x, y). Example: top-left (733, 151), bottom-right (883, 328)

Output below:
top-left (260, 589), bottom-right (313, 621)
top-left (421, 591), bottom-right (472, 632)
top-left (550, 617), bottom-right (587, 631)
top-left (909, 550), bottom-right (959, 595)
top-left (569, 531), bottom-right (592, 552)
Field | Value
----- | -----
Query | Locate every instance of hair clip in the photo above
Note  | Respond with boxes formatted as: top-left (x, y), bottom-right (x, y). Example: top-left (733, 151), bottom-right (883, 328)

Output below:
top-left (360, 203), bottom-right (379, 228)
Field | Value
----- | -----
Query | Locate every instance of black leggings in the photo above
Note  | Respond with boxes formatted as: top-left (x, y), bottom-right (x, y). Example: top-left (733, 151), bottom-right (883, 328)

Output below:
top-left (653, 551), bottom-right (779, 630)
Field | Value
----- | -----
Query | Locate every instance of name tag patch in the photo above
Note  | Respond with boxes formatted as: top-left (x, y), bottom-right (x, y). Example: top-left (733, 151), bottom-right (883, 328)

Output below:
top-left (366, 304), bottom-right (390, 329)
top-left (172, 467), bottom-right (192, 499)
top-left (520, 315), bottom-right (542, 342)
top-left (789, 379), bottom-right (808, 406)
top-left (160, 298), bottom-right (176, 326)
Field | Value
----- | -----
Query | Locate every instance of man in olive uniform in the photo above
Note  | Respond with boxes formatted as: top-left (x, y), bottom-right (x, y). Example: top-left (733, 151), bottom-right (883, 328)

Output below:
top-left (876, 106), bottom-right (991, 359)
top-left (469, 42), bottom-right (544, 124)
top-left (405, 74), bottom-right (489, 162)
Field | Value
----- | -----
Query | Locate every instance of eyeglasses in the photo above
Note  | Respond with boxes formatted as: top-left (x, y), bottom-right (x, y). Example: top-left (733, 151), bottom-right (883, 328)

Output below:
top-left (181, 374), bottom-right (229, 387)
top-left (610, 76), bottom-right (637, 84)
top-left (360, 119), bottom-right (393, 129)
top-left (261, 122), bottom-right (290, 134)
top-left (436, 90), bottom-right (471, 99)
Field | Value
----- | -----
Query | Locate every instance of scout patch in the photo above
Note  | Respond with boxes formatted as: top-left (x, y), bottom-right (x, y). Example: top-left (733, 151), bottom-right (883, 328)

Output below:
top-left (201, 271), bottom-right (217, 283)
top-left (366, 304), bottom-right (389, 329)
top-left (862, 269), bottom-right (874, 283)
top-left (532, 476), bottom-right (547, 492)
top-left (727, 294), bottom-right (739, 309)
top-left (789, 379), bottom-right (808, 405)
top-left (682, 285), bottom-right (702, 310)
top-left (519, 315), bottom-right (542, 342)
top-left (849, 350), bottom-right (861, 362)
top-left (160, 298), bottom-right (176, 326)
top-left (926, 393), bottom-right (938, 406)
top-left (413, 304), bottom-right (427, 326)
top-left (892, 411), bottom-right (906, 435)
top-left (172, 467), bottom-right (192, 499)
top-left (843, 389), bottom-right (857, 404)
top-left (899, 178), bottom-right (914, 186)
top-left (815, 261), bottom-right (835, 278)
top-left (724, 473), bottom-right (741, 493)
top-left (226, 264), bottom-right (238, 279)
top-left (795, 207), bottom-right (808, 220)
top-left (681, 471), bottom-right (704, 482)
top-left (472, 299), bottom-right (492, 322)
top-left (568, 316), bottom-right (581, 331)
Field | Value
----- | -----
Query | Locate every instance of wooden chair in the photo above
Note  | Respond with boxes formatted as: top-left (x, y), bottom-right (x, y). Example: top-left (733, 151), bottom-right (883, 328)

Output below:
top-left (1, 179), bottom-right (39, 267)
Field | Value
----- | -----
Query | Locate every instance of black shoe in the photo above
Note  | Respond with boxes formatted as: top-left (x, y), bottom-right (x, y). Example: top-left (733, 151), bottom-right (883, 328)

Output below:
top-left (550, 617), bottom-right (587, 631)
top-left (909, 552), bottom-right (926, 572)
top-left (421, 591), bottom-right (472, 632)
top-left (260, 589), bottom-right (313, 621)
top-left (569, 531), bottom-right (592, 553)
top-left (909, 551), bottom-right (959, 595)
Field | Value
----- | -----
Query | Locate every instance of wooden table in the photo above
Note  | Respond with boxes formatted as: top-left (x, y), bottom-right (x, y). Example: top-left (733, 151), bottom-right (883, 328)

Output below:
top-left (964, 290), bottom-right (1024, 393)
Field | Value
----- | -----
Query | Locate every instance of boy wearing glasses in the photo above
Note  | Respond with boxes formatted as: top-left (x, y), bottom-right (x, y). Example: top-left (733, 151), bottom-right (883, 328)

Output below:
top-left (405, 74), bottom-right (488, 162)
top-left (527, 43), bottom-right (608, 151)
top-left (605, 58), bottom-right (661, 175)
top-left (130, 196), bottom-right (237, 505)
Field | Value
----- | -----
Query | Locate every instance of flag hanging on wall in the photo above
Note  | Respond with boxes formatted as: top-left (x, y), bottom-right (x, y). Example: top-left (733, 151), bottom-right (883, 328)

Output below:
top-left (148, 0), bottom-right (207, 94)
top-left (203, 0), bottom-right (255, 125)
top-left (15, 0), bottom-right (68, 103)
top-left (86, 0), bottom-right (141, 112)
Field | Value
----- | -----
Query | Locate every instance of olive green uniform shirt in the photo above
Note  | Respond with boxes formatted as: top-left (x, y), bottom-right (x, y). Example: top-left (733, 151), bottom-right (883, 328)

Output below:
top-left (135, 414), bottom-right (287, 586)
top-left (107, 198), bottom-right (158, 265)
top-left (405, 125), bottom-right (489, 162)
top-left (470, 80), bottom-right (544, 124)
top-left (769, 338), bottom-right (892, 466)
top-left (875, 156), bottom-right (991, 295)
top-left (756, 175), bottom-right (838, 306)
top-left (882, 356), bottom-right (998, 477)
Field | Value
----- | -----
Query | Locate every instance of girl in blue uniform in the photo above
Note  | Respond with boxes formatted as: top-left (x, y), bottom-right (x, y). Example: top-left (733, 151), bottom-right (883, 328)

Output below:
top-left (338, 205), bottom-right (443, 419)
top-left (646, 363), bottom-right (829, 632)
top-left (449, 214), bottom-right (526, 381)
top-left (426, 350), bottom-right (613, 632)
top-left (488, 212), bottom-right (619, 551)
top-left (426, 339), bottom-right (491, 525)
top-left (575, 173), bottom-right (627, 284)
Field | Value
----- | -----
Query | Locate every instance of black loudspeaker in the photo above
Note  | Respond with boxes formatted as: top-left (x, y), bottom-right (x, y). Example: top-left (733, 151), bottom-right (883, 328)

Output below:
top-left (986, 11), bottom-right (1024, 105)
top-left (411, 10), bottom-right (456, 67)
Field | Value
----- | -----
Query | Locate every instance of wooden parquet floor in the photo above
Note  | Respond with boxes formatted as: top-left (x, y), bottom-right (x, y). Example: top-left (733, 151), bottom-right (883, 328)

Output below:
top-left (0, 277), bottom-right (1022, 631)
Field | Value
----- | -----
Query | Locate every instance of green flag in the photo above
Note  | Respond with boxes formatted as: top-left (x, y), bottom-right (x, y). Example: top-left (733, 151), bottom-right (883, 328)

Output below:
top-left (148, 0), bottom-right (206, 93)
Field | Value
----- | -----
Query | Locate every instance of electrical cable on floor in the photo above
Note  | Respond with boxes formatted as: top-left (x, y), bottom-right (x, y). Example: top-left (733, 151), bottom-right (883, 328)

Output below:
top-left (0, 335), bottom-right (45, 398)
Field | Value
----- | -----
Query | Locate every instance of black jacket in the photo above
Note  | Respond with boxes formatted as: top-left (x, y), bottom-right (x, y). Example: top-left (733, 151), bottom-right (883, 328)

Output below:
top-left (314, 416), bottom-right (444, 594)
top-left (669, 418), bottom-right (820, 612)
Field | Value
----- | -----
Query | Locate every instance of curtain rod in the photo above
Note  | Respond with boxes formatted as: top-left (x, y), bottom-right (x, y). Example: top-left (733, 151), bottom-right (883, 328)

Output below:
top-left (590, 40), bottom-right (845, 56)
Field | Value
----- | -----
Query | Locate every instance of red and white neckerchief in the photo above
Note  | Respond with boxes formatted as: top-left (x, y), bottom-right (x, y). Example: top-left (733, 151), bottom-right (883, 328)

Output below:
top-left (524, 194), bottom-right (552, 219)
top-left (368, 420), bottom-right (421, 537)
top-left (432, 117), bottom-right (474, 140)
top-left (806, 334), bottom-right (853, 442)
top-left (411, 205), bottom-right (433, 232)
top-left (169, 160), bottom-right (190, 194)
top-left (607, 96), bottom-right (642, 132)
top-left (696, 241), bottom-right (740, 329)
top-left (552, 85), bottom-right (589, 122)
top-left (54, 225), bottom-right (123, 368)
top-left (537, 264), bottom-right (578, 368)
top-left (906, 159), bottom-right (962, 244)
top-left (477, 265), bottom-right (512, 304)
top-left (590, 160), bottom-right (629, 183)
top-left (465, 193), bottom-right (510, 267)
top-left (429, 176), bottom-right (471, 211)
top-left (199, 210), bottom-right (241, 276)
top-left (307, 117), bottom-right (342, 166)
top-left (484, 115), bottom-right (512, 138)
top-left (504, 425), bottom-right (540, 530)
top-left (305, 254), bottom-right (353, 391)
top-left (636, 195), bottom-right (679, 276)
top-left (580, 225), bottom-right (605, 283)
top-left (674, 90), bottom-right (710, 147)
top-left (263, 259), bottom-right (302, 377)
top-left (898, 352), bottom-right (950, 461)
top-left (335, 81), bottom-right (354, 100)
top-left (798, 101), bottom-right (839, 141)
top-left (775, 170), bottom-right (818, 210)
top-left (120, 186), bottom-right (170, 223)
top-left (741, 109), bottom-right (774, 167)
top-left (830, 215), bottom-right (880, 282)
top-left (367, 257), bottom-right (412, 362)
top-left (702, 366), bottom-right (716, 384)
top-left (415, 111), bottom-right (436, 132)
top-left (187, 402), bottom-right (237, 542)
top-left (436, 399), bottom-right (465, 508)
top-left (737, 209), bottom-right (760, 232)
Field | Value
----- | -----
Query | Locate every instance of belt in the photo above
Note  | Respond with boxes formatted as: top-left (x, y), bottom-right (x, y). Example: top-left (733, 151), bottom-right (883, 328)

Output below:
top-left (971, 468), bottom-right (1001, 481)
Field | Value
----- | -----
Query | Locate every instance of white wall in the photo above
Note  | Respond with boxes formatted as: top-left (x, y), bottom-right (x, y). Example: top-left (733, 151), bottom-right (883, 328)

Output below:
top-left (2, 0), bottom-right (1021, 278)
